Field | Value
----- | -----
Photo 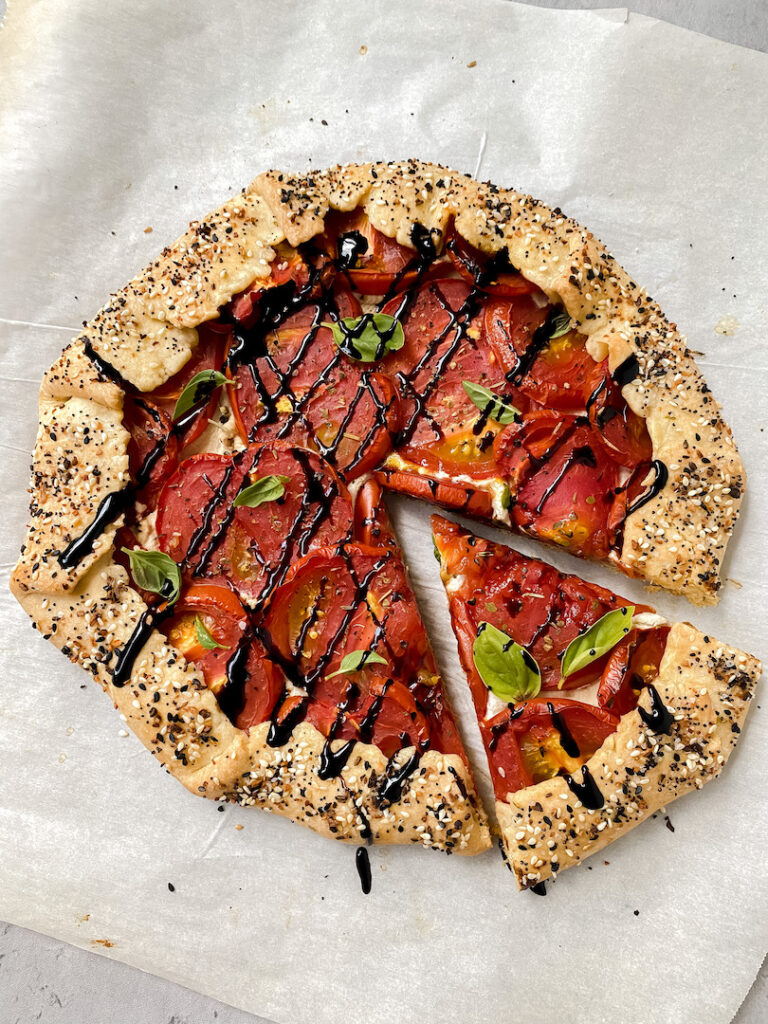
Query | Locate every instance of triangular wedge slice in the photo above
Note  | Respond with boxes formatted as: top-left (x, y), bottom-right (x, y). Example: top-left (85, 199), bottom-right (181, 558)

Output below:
top-left (431, 515), bottom-right (760, 889)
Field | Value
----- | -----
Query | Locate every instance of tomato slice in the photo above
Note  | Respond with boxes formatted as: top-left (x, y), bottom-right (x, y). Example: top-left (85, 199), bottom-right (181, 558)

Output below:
top-left (262, 543), bottom-right (465, 759)
top-left (597, 625), bottom-right (670, 715)
top-left (375, 465), bottom-right (495, 520)
top-left (156, 444), bottom-right (354, 608)
top-left (494, 412), bottom-right (621, 559)
top-left (230, 244), bottom-right (316, 324)
top-left (584, 362), bottom-right (653, 469)
top-left (445, 226), bottom-right (540, 298)
top-left (483, 298), bottom-right (596, 410)
top-left (147, 321), bottom-right (229, 450)
top-left (353, 477), bottom-right (398, 552)
top-left (123, 395), bottom-right (179, 512)
top-left (432, 514), bottom-right (639, 691)
top-left (159, 583), bottom-right (283, 730)
top-left (483, 699), bottom-right (619, 799)
top-left (320, 209), bottom-right (420, 294)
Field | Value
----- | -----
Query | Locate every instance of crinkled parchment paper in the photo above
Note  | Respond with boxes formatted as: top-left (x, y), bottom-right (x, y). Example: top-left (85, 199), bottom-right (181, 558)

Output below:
top-left (0, 2), bottom-right (766, 1022)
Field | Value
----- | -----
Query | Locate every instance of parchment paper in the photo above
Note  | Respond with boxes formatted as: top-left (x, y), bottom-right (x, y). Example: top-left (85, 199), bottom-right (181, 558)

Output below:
top-left (1, 2), bottom-right (766, 1022)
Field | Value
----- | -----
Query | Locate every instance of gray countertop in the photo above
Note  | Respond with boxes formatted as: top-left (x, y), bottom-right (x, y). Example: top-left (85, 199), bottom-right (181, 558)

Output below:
top-left (1, 1), bottom-right (765, 1022)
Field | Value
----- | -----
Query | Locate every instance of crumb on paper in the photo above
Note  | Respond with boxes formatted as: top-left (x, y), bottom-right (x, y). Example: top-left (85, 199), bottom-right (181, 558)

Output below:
top-left (235, 823), bottom-right (244, 831)
top-left (144, 226), bottom-right (153, 234)
top-left (359, 44), bottom-right (367, 55)
top-left (714, 315), bottom-right (739, 335)
top-left (76, 913), bottom-right (90, 925)
top-left (92, 939), bottom-right (115, 948)
top-left (467, 60), bottom-right (477, 68)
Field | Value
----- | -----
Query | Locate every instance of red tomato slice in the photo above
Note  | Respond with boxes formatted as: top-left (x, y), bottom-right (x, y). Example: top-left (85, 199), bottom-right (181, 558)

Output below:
top-left (431, 514), bottom-right (639, 691)
top-left (230, 244), bottom-right (315, 324)
top-left (445, 226), bottom-right (541, 298)
top-left (123, 396), bottom-right (179, 512)
top-left (483, 298), bottom-right (596, 410)
top-left (484, 699), bottom-right (619, 799)
top-left (353, 477), bottom-right (398, 552)
top-left (156, 444), bottom-right (354, 608)
top-left (147, 321), bottom-right (229, 450)
top-left (597, 625), bottom-right (670, 715)
top-left (585, 363), bottom-right (653, 469)
top-left (494, 412), bottom-right (621, 559)
top-left (262, 543), bottom-right (465, 758)
top-left (375, 466), bottom-right (495, 520)
top-left (320, 209), bottom-right (420, 294)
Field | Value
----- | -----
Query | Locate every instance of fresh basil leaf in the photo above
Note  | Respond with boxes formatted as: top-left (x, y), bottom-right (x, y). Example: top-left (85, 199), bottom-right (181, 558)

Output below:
top-left (560, 605), bottom-right (635, 681)
top-left (433, 537), bottom-right (441, 563)
top-left (473, 622), bottom-right (541, 702)
top-left (462, 381), bottom-right (519, 424)
top-left (323, 313), bottom-right (405, 362)
top-left (173, 370), bottom-right (228, 421)
top-left (121, 547), bottom-right (181, 605)
top-left (326, 649), bottom-right (388, 678)
top-left (233, 474), bottom-right (289, 509)
top-left (548, 311), bottom-right (572, 340)
top-left (194, 615), bottom-right (226, 650)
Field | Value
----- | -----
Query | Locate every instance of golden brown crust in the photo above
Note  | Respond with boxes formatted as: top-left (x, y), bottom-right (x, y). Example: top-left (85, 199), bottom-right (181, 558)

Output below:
top-left (11, 159), bottom-right (748, 859)
top-left (497, 623), bottom-right (761, 888)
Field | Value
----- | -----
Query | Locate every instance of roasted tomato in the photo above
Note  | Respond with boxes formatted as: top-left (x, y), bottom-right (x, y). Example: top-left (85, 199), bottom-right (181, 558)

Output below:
top-left (156, 443), bottom-right (354, 608)
top-left (147, 321), bottom-right (229, 450)
top-left (432, 514), bottom-right (644, 691)
top-left (353, 478), bottom-right (399, 552)
top-left (262, 543), bottom-right (465, 759)
top-left (230, 244), bottom-right (315, 324)
top-left (484, 298), bottom-right (595, 410)
top-left (483, 699), bottom-right (619, 798)
top-left (159, 583), bottom-right (283, 730)
top-left (375, 466), bottom-right (495, 520)
top-left (494, 412), bottom-right (621, 559)
top-left (445, 226), bottom-right (540, 298)
top-left (379, 277), bottom-right (511, 476)
top-left (320, 209), bottom-right (419, 294)
top-left (585, 362), bottom-right (653, 469)
top-left (123, 396), bottom-right (179, 512)
top-left (597, 625), bottom-right (670, 715)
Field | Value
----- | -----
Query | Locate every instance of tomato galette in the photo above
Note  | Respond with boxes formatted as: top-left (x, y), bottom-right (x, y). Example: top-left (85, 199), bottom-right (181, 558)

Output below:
top-left (11, 160), bottom-right (757, 882)
top-left (432, 515), bottom-right (759, 889)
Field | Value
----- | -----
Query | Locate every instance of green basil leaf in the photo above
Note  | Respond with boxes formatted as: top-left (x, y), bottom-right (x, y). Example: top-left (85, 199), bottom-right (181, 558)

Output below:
top-left (194, 615), bottom-right (226, 650)
top-left (121, 547), bottom-right (181, 605)
top-left (560, 606), bottom-right (635, 681)
top-left (233, 474), bottom-right (289, 509)
top-left (433, 536), bottom-right (441, 563)
top-left (462, 381), bottom-right (520, 424)
top-left (172, 370), bottom-right (228, 421)
top-left (326, 649), bottom-right (388, 678)
top-left (323, 313), bottom-right (405, 362)
top-left (473, 622), bottom-right (541, 702)
top-left (548, 311), bottom-right (572, 340)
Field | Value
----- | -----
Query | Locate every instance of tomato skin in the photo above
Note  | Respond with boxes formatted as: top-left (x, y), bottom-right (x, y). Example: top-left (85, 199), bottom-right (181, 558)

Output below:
top-left (353, 477), bottom-right (398, 552)
top-left (597, 626), bottom-right (670, 715)
top-left (320, 209), bottom-right (419, 294)
top-left (585, 362), bottom-right (653, 469)
top-left (230, 246), bottom-right (315, 324)
top-left (374, 466), bottom-right (495, 519)
top-left (483, 699), bottom-right (619, 799)
top-left (156, 443), bottom-right (354, 608)
top-left (123, 396), bottom-right (179, 512)
top-left (445, 227), bottom-right (540, 298)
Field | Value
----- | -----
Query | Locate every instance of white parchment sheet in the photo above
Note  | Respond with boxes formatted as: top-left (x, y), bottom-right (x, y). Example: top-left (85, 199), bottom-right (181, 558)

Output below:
top-left (1, 2), bottom-right (767, 1022)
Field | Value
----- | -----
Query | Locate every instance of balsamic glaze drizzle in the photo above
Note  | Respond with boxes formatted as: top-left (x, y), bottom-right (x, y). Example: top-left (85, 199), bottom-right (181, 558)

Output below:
top-left (355, 846), bottom-right (372, 894)
top-left (546, 702), bottom-right (580, 759)
top-left (625, 460), bottom-right (669, 516)
top-left (638, 683), bottom-right (674, 734)
top-left (564, 765), bottom-right (604, 809)
top-left (112, 604), bottom-right (172, 687)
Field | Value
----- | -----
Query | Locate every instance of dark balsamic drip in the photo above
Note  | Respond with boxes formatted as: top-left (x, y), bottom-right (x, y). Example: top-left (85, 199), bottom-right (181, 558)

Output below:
top-left (112, 603), bottom-right (172, 687)
top-left (216, 631), bottom-right (252, 721)
top-left (59, 488), bottom-right (131, 568)
top-left (547, 701), bottom-right (580, 759)
top-left (505, 307), bottom-right (567, 387)
top-left (487, 704), bottom-right (524, 752)
top-left (625, 459), bottom-right (669, 517)
top-left (585, 375), bottom-right (607, 414)
top-left (638, 683), bottom-right (674, 734)
top-left (378, 748), bottom-right (422, 808)
top-left (525, 591), bottom-right (563, 649)
top-left (319, 737), bottom-right (357, 780)
top-left (530, 881), bottom-right (547, 896)
top-left (612, 354), bottom-right (640, 389)
top-left (533, 445), bottom-right (597, 516)
top-left (564, 765), bottom-right (604, 809)
top-left (83, 340), bottom-right (131, 389)
top-left (337, 231), bottom-right (368, 270)
top-left (355, 846), bottom-right (372, 895)
top-left (186, 464), bottom-right (236, 567)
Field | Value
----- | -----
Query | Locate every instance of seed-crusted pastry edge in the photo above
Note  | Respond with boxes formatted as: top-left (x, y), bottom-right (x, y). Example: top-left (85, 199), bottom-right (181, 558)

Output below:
top-left (10, 159), bottom-right (746, 850)
top-left (496, 622), bottom-right (760, 888)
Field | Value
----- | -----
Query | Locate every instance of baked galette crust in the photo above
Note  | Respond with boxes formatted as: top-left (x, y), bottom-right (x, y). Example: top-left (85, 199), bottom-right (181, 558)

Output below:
top-left (11, 160), bottom-right (747, 856)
